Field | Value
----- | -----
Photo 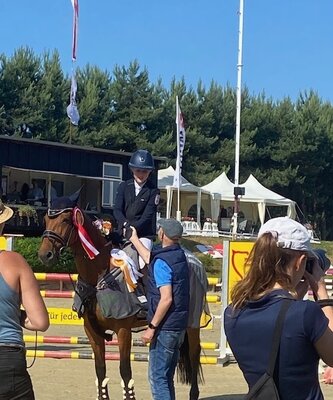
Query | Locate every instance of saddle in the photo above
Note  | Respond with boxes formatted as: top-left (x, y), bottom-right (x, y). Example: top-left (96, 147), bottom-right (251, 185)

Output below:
top-left (72, 261), bottom-right (148, 320)
top-left (96, 266), bottom-right (148, 320)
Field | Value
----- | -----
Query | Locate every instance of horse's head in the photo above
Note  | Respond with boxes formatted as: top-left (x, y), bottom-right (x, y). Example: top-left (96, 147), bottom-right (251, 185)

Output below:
top-left (38, 190), bottom-right (81, 266)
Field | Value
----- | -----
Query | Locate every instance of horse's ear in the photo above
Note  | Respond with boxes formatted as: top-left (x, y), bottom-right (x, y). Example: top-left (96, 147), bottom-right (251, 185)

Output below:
top-left (69, 186), bottom-right (83, 205)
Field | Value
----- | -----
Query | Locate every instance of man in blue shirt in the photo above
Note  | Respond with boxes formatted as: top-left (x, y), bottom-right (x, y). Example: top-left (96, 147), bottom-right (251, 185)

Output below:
top-left (130, 218), bottom-right (189, 400)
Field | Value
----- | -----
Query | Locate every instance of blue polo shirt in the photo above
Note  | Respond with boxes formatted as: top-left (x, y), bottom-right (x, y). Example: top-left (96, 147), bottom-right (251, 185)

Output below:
top-left (153, 259), bottom-right (172, 288)
top-left (224, 289), bottom-right (328, 400)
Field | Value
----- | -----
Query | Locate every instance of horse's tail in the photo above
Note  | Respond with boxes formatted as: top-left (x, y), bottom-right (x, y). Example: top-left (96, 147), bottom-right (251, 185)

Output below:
top-left (177, 330), bottom-right (204, 385)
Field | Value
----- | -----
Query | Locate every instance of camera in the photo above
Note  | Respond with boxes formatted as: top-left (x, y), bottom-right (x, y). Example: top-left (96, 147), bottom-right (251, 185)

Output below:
top-left (305, 249), bottom-right (331, 274)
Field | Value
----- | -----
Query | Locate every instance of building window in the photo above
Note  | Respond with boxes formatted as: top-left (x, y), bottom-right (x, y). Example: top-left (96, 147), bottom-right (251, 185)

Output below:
top-left (102, 163), bottom-right (122, 207)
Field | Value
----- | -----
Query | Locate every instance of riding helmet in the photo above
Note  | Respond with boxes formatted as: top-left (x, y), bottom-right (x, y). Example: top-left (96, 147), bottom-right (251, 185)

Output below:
top-left (128, 150), bottom-right (155, 170)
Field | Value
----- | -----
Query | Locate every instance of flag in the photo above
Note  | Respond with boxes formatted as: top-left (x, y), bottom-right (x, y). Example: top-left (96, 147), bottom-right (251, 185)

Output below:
top-left (71, 0), bottom-right (79, 61)
top-left (173, 96), bottom-right (186, 188)
top-left (68, 0), bottom-right (79, 125)
top-left (67, 73), bottom-right (80, 125)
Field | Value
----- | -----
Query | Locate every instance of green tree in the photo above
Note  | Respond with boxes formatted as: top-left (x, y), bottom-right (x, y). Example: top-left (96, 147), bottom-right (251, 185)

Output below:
top-left (67, 65), bottom-right (113, 146)
top-left (0, 47), bottom-right (42, 136)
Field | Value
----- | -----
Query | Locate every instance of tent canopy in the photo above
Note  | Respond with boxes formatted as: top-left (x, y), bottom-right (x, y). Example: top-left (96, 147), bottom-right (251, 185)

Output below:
top-left (158, 166), bottom-right (203, 193)
top-left (201, 172), bottom-right (296, 225)
top-left (158, 166), bottom-right (211, 226)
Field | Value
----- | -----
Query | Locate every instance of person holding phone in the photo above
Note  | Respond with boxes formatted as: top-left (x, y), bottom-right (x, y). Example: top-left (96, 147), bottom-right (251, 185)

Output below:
top-left (224, 217), bottom-right (333, 400)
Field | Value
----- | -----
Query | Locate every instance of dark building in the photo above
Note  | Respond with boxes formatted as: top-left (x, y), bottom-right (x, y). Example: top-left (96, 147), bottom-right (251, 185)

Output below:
top-left (0, 136), bottom-right (164, 235)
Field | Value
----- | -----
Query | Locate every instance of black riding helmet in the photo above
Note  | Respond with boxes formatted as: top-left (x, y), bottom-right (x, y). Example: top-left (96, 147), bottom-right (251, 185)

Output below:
top-left (128, 149), bottom-right (155, 170)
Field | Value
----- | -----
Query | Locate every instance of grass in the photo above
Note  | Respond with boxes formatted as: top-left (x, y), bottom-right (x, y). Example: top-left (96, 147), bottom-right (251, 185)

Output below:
top-left (181, 236), bottom-right (224, 277)
top-left (180, 236), bottom-right (333, 278)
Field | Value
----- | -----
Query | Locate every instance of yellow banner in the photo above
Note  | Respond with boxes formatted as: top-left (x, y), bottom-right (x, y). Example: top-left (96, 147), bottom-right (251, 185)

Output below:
top-left (0, 236), bottom-right (12, 250)
top-left (47, 307), bottom-right (83, 325)
top-left (228, 241), bottom-right (255, 303)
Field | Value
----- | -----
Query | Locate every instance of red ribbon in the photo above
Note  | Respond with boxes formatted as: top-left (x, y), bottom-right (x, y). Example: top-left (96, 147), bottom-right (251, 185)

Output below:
top-left (72, 207), bottom-right (99, 260)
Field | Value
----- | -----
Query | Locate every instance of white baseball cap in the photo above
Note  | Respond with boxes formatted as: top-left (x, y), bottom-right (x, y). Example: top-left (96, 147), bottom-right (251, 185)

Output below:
top-left (258, 217), bottom-right (312, 252)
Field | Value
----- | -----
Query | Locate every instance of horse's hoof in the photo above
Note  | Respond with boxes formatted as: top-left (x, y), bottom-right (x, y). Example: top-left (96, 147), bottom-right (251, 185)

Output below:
top-left (121, 379), bottom-right (136, 400)
top-left (95, 377), bottom-right (110, 400)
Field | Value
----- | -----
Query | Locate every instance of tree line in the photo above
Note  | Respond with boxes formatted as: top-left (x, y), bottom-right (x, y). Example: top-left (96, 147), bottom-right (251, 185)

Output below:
top-left (1, 47), bottom-right (333, 239)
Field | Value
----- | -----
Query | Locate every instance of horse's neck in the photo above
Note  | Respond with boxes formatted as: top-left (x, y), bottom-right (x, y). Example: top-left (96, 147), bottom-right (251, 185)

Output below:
top-left (72, 218), bottom-right (110, 285)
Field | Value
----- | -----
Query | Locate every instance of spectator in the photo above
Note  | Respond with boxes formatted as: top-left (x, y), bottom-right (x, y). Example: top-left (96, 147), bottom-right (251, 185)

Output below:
top-left (27, 180), bottom-right (43, 202)
top-left (224, 217), bottom-right (333, 399)
top-left (0, 201), bottom-right (49, 399)
top-left (20, 183), bottom-right (29, 202)
top-left (219, 205), bottom-right (228, 219)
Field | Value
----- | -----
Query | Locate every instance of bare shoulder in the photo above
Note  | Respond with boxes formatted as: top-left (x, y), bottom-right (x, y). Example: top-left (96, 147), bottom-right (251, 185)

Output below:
top-left (0, 250), bottom-right (31, 273)
top-left (0, 251), bottom-right (33, 291)
top-left (0, 250), bottom-right (27, 263)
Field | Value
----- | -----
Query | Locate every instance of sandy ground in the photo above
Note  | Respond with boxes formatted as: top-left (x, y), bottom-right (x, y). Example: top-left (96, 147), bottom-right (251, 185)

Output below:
top-left (28, 357), bottom-right (333, 400)
top-left (29, 358), bottom-right (247, 400)
top-left (26, 292), bottom-right (333, 399)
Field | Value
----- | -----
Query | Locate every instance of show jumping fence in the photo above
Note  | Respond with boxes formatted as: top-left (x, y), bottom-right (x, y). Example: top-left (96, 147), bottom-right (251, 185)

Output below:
top-left (30, 264), bottom-right (333, 365)
top-left (26, 273), bottom-right (222, 364)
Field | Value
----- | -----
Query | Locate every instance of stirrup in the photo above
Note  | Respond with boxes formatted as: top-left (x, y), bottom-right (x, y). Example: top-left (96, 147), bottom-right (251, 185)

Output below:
top-left (121, 379), bottom-right (135, 400)
top-left (95, 377), bottom-right (110, 400)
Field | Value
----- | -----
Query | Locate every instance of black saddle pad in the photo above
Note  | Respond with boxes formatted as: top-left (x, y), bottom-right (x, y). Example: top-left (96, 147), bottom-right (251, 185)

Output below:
top-left (96, 270), bottom-right (144, 320)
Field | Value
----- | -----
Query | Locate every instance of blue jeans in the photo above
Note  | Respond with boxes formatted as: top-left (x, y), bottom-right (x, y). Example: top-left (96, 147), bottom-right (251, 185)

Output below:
top-left (0, 347), bottom-right (34, 400)
top-left (149, 330), bottom-right (185, 400)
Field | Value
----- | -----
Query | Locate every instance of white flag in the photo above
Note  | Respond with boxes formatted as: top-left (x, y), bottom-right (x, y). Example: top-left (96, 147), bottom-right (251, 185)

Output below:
top-left (70, 0), bottom-right (79, 61)
top-left (67, 73), bottom-right (80, 125)
top-left (173, 96), bottom-right (186, 188)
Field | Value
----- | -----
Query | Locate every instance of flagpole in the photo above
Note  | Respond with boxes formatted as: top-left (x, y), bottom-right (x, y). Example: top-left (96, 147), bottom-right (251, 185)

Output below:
top-left (232, 0), bottom-right (244, 239)
top-left (176, 96), bottom-right (181, 221)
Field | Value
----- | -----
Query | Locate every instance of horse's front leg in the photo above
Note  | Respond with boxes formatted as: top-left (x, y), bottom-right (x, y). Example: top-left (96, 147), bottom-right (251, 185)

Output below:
top-left (84, 319), bottom-right (110, 400)
top-left (187, 328), bottom-right (202, 400)
top-left (117, 327), bottom-right (136, 400)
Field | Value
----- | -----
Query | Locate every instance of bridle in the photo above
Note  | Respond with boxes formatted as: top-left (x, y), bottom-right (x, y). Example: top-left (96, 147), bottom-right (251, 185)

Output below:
top-left (42, 208), bottom-right (76, 256)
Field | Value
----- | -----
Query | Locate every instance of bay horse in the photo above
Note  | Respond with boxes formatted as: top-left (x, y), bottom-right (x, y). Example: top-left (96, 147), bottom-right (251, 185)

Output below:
top-left (38, 200), bottom-right (205, 400)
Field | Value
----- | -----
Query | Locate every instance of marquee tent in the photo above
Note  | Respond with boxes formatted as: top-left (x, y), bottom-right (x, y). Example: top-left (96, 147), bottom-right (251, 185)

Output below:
top-left (201, 172), bottom-right (296, 226)
top-left (157, 166), bottom-right (211, 226)
top-left (201, 172), bottom-right (235, 222)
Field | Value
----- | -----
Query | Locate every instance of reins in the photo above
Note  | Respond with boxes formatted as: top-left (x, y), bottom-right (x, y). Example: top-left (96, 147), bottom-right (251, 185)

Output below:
top-left (26, 331), bottom-right (38, 369)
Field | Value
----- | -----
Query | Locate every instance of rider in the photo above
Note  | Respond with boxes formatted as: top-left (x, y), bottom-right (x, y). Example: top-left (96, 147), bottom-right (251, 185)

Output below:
top-left (113, 149), bottom-right (160, 271)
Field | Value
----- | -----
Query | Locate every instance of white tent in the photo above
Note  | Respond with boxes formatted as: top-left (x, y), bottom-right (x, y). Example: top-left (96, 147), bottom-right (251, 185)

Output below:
top-left (242, 174), bottom-right (296, 224)
top-left (201, 172), bottom-right (235, 222)
top-left (201, 172), bottom-right (296, 226)
top-left (158, 166), bottom-right (211, 226)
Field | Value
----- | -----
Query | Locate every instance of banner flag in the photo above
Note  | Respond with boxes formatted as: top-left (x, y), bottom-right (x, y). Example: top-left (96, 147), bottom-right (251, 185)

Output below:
top-left (67, 73), bottom-right (80, 125)
top-left (67, 0), bottom-right (79, 125)
top-left (173, 96), bottom-right (186, 188)
top-left (70, 0), bottom-right (79, 61)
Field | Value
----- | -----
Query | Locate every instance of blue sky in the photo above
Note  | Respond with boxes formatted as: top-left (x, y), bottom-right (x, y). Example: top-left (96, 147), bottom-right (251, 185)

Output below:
top-left (1, 1), bottom-right (333, 102)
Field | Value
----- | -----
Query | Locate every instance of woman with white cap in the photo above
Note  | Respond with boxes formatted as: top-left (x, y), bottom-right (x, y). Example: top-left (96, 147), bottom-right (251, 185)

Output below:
top-left (0, 200), bottom-right (49, 399)
top-left (224, 216), bottom-right (333, 400)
